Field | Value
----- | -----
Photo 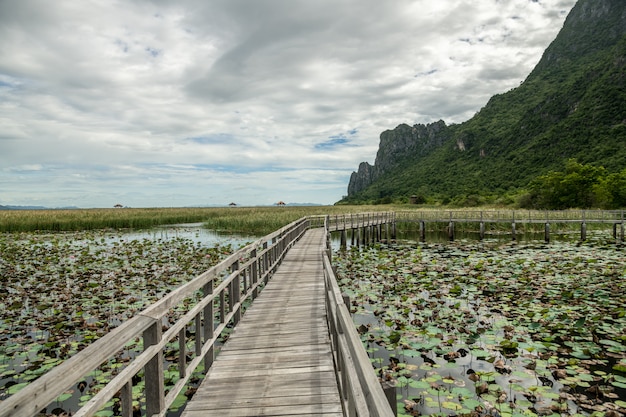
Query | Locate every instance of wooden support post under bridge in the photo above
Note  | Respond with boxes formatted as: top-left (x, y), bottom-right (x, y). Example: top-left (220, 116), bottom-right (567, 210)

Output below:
top-left (581, 222), bottom-right (587, 241)
top-left (512, 211), bottom-right (516, 241)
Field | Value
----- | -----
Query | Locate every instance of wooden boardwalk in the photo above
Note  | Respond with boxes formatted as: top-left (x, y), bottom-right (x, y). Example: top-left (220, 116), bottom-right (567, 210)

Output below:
top-left (181, 228), bottom-right (344, 417)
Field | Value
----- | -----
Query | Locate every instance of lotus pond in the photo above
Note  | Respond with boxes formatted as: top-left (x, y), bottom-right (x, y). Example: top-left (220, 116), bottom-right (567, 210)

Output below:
top-left (0, 225), bottom-right (255, 416)
top-left (334, 235), bottom-right (626, 417)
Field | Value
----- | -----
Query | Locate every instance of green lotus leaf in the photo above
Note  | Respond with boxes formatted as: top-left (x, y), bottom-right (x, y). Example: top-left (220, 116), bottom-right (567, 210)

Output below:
top-left (577, 373), bottom-right (595, 382)
top-left (612, 361), bottom-right (626, 373)
top-left (442, 401), bottom-right (463, 411)
top-left (408, 379), bottom-right (431, 389)
top-left (170, 393), bottom-right (188, 411)
top-left (570, 350), bottom-right (590, 359)
top-left (471, 349), bottom-right (489, 358)
top-left (56, 392), bottom-right (73, 402)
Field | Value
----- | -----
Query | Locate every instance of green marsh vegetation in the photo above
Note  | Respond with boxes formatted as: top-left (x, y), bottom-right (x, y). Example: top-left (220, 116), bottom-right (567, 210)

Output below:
top-left (0, 205), bottom-right (386, 233)
top-left (334, 237), bottom-right (626, 417)
top-left (1, 207), bottom-right (623, 415)
top-left (0, 228), bottom-right (236, 415)
top-left (0, 205), bottom-right (388, 415)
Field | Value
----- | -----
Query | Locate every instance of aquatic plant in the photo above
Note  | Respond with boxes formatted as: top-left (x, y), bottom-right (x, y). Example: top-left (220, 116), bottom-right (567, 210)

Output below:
top-left (0, 229), bottom-right (235, 415)
top-left (334, 236), bottom-right (626, 416)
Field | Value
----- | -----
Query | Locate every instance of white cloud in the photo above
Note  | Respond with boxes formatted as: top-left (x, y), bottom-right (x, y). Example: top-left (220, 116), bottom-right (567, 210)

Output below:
top-left (0, 0), bottom-right (576, 207)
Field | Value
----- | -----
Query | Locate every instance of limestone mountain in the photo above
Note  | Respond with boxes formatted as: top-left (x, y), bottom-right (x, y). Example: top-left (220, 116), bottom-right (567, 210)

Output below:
top-left (341, 0), bottom-right (626, 205)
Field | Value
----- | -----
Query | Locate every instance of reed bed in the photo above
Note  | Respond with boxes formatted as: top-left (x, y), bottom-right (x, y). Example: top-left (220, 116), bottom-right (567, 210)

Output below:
top-left (0, 207), bottom-right (219, 232)
top-left (0, 205), bottom-right (387, 233)
top-left (2, 205), bottom-right (622, 234)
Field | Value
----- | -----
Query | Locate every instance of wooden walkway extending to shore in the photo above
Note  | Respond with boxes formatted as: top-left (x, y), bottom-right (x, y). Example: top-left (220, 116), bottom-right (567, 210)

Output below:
top-left (1, 215), bottom-right (394, 417)
top-left (3, 210), bottom-right (625, 417)
top-left (181, 228), bottom-right (344, 417)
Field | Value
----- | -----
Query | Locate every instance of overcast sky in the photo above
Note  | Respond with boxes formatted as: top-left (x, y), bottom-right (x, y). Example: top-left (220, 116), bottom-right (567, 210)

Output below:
top-left (1, 0), bottom-right (577, 208)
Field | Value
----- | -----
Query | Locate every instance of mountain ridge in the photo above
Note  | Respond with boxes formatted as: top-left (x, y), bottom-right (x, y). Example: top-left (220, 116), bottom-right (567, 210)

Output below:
top-left (342, 0), bottom-right (626, 206)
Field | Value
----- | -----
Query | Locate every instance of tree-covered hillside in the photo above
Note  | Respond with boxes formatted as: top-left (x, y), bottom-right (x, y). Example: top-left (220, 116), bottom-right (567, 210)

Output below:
top-left (341, 0), bottom-right (626, 207)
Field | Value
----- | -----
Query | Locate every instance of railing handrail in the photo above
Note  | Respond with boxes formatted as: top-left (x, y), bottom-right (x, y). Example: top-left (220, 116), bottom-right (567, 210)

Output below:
top-left (324, 211), bottom-right (394, 232)
top-left (392, 209), bottom-right (625, 223)
top-left (0, 217), bottom-right (310, 417)
top-left (322, 216), bottom-right (395, 417)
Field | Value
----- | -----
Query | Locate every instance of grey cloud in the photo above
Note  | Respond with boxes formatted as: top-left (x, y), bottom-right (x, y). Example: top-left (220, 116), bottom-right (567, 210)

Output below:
top-left (0, 0), bottom-right (578, 206)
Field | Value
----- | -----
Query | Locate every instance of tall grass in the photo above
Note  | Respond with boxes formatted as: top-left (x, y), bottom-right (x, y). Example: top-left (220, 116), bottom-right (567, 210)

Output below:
top-left (2, 206), bottom-right (620, 234)
top-left (0, 207), bottom-right (224, 232)
top-left (0, 206), bottom-right (388, 233)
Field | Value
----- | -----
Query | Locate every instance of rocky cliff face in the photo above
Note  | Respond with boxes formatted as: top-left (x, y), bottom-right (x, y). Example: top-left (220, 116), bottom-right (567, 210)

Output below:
top-left (344, 0), bottom-right (626, 203)
top-left (530, 0), bottom-right (626, 77)
top-left (347, 120), bottom-right (451, 196)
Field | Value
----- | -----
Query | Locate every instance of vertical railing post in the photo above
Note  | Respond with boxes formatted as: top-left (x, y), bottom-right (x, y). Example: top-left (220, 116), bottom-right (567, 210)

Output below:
top-left (195, 314), bottom-right (202, 357)
top-left (581, 210), bottom-right (587, 241)
top-left (480, 211), bottom-right (485, 240)
top-left (178, 327), bottom-right (186, 378)
top-left (231, 261), bottom-right (241, 325)
top-left (204, 280), bottom-right (214, 369)
top-left (263, 241), bottom-right (269, 284)
top-left (143, 321), bottom-right (164, 417)
top-left (251, 248), bottom-right (259, 299)
top-left (121, 381), bottom-right (133, 417)
top-left (448, 212), bottom-right (454, 241)
top-left (511, 211), bottom-right (516, 241)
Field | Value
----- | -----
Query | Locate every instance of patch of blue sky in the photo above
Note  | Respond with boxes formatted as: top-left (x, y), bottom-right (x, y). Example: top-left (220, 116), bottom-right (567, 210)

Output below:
top-left (315, 129), bottom-right (359, 150)
top-left (137, 162), bottom-right (290, 175)
top-left (145, 47), bottom-right (161, 57)
top-left (0, 73), bottom-right (22, 89)
top-left (115, 39), bottom-right (129, 53)
top-left (185, 133), bottom-right (234, 144)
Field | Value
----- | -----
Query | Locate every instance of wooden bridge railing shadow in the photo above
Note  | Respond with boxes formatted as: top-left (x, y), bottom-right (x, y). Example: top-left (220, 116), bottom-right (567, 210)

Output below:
top-left (0, 213), bottom-right (395, 417)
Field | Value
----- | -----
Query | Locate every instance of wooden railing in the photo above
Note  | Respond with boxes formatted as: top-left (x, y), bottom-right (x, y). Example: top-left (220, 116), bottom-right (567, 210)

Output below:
top-left (324, 212), bottom-right (395, 232)
top-left (392, 209), bottom-right (625, 241)
top-left (393, 209), bottom-right (625, 224)
top-left (322, 217), bottom-right (395, 417)
top-left (0, 218), bottom-right (310, 417)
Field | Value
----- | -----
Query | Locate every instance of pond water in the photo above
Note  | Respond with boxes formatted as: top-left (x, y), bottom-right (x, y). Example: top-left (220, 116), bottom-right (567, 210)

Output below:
top-left (333, 235), bottom-right (626, 417)
top-left (0, 223), bottom-right (258, 417)
top-left (3, 223), bottom-right (623, 416)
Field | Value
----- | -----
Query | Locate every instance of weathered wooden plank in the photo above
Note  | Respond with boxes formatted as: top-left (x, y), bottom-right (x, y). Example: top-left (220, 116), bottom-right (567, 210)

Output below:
top-left (181, 228), bottom-right (342, 417)
top-left (190, 374), bottom-right (339, 397)
top-left (184, 411), bottom-right (342, 417)
top-left (204, 364), bottom-right (336, 380)
top-left (216, 344), bottom-right (332, 357)
top-left (187, 394), bottom-right (341, 409)
top-left (189, 375), bottom-right (339, 400)
top-left (183, 404), bottom-right (343, 417)
top-left (212, 355), bottom-right (334, 370)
